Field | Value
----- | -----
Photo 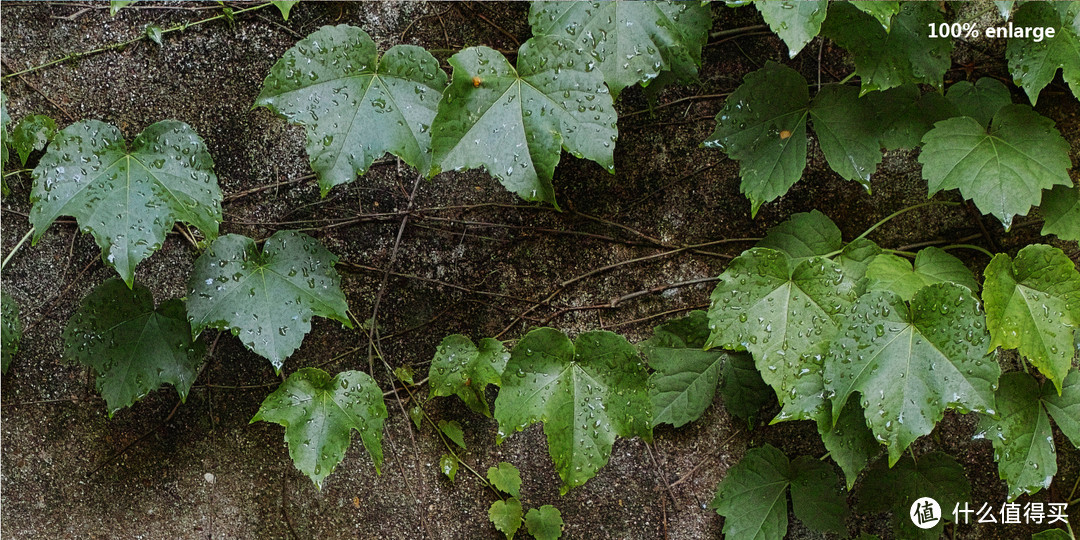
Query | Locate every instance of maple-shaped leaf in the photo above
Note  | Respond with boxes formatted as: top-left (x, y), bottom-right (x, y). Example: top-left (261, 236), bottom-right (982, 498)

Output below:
top-left (528, 1), bottom-right (712, 97)
top-left (30, 120), bottom-right (222, 286)
top-left (756, 0), bottom-right (828, 58)
top-left (1007, 2), bottom-right (1080, 104)
top-left (493, 328), bottom-right (651, 494)
top-left (62, 278), bottom-right (204, 416)
top-left (825, 283), bottom-right (999, 465)
top-left (256, 25), bottom-right (447, 195)
top-left (817, 399), bottom-right (880, 489)
top-left (821, 1), bottom-right (951, 94)
top-left (835, 238), bottom-right (883, 296)
top-left (919, 104), bottom-right (1073, 228)
top-left (2, 291), bottom-right (21, 374)
top-left (851, 0), bottom-right (899, 31)
top-left (945, 77), bottom-right (1012, 128)
top-left (808, 84), bottom-right (883, 189)
top-left (252, 367), bottom-right (387, 488)
top-left (428, 334), bottom-right (508, 416)
top-left (186, 230), bottom-right (351, 371)
top-left (712, 444), bottom-right (848, 539)
top-left (865, 85), bottom-right (955, 150)
top-left (857, 452), bottom-right (971, 540)
top-left (1041, 184), bottom-right (1080, 241)
top-left (430, 38), bottom-right (616, 207)
top-left (487, 462), bottom-right (522, 499)
top-left (865, 247), bottom-right (979, 301)
top-left (976, 371), bottom-right (1080, 501)
top-left (982, 244), bottom-right (1080, 393)
top-left (524, 505), bottom-right (563, 540)
top-left (757, 210), bottom-right (842, 260)
top-left (489, 498), bottom-right (523, 540)
top-left (11, 114), bottom-right (57, 166)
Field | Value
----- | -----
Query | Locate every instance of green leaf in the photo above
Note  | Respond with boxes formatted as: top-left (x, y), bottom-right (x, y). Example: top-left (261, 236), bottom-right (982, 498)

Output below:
top-left (1007, 2), bottom-right (1080, 104)
top-left (702, 62), bottom-right (809, 216)
top-left (824, 283), bottom-right (999, 464)
top-left (865, 85), bottom-right (956, 150)
top-left (808, 84), bottom-right (883, 189)
top-left (110, 0), bottom-right (136, 16)
top-left (146, 24), bottom-right (162, 46)
top-left (62, 278), bottom-right (204, 416)
top-left (788, 456), bottom-right (849, 535)
top-left (770, 342), bottom-right (830, 423)
top-left (270, 0), bottom-right (298, 20)
top-left (431, 39), bottom-right (616, 207)
top-left (438, 419), bottom-right (466, 449)
top-left (643, 310), bottom-right (749, 428)
top-left (821, 1), bottom-right (951, 93)
top-left (850, 1), bottom-right (899, 31)
top-left (720, 352), bottom-right (773, 428)
top-left (251, 367), bottom-right (387, 488)
top-left (945, 77), bottom-right (1012, 128)
top-left (975, 371), bottom-right (1080, 500)
top-left (524, 505), bottom-right (563, 540)
top-left (440, 454), bottom-right (459, 481)
top-left (30, 120), bottom-right (222, 286)
top-left (1044, 369), bottom-right (1080, 447)
top-left (489, 498), bottom-right (523, 540)
top-left (1033, 529), bottom-right (1074, 540)
top-left (487, 462), bottom-right (522, 499)
top-left (493, 328), bottom-right (651, 494)
top-left (706, 248), bottom-right (859, 415)
top-left (996, 1), bottom-right (1015, 21)
top-left (393, 366), bottom-right (414, 385)
top-left (186, 230), bottom-right (351, 371)
top-left (857, 452), bottom-right (970, 540)
top-left (1, 90), bottom-right (9, 177)
top-left (835, 238), bottom-right (884, 295)
top-left (408, 404), bottom-right (423, 430)
top-left (256, 25), bottom-right (447, 195)
top-left (817, 398), bottom-right (880, 489)
top-left (528, 1), bottom-right (712, 97)
top-left (2, 291), bottom-right (22, 374)
top-left (865, 247), bottom-right (979, 301)
top-left (756, 0), bottom-right (828, 58)
top-left (982, 244), bottom-right (1080, 393)
top-left (756, 210), bottom-right (842, 260)
top-left (11, 114), bottom-right (57, 165)
top-left (1041, 184), bottom-right (1080, 241)
top-left (428, 334), bottom-right (509, 416)
top-left (919, 104), bottom-right (1073, 228)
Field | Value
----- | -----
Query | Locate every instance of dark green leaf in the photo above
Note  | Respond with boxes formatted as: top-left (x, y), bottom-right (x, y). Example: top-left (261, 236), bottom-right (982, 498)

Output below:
top-left (850, 1), bottom-right (899, 31)
top-left (2, 291), bottom-right (22, 374)
top-left (788, 456), bottom-right (849, 535)
top-left (252, 367), bottom-right (387, 488)
top-left (1044, 369), bottom-right (1080, 447)
top-left (428, 334), bottom-right (508, 416)
top-left (865, 85), bottom-right (956, 150)
top-left (62, 278), bottom-right (204, 416)
top-left (945, 77), bottom-right (1012, 128)
top-left (1, 90), bottom-right (9, 177)
top-left (1032, 529), bottom-right (1073, 540)
top-left (919, 104), bottom-right (1073, 228)
top-left (1041, 184), bottom-right (1080, 241)
top-left (146, 24), bottom-right (162, 46)
top-left (857, 452), bottom-right (970, 540)
top-left (30, 120), bottom-right (222, 286)
top-left (756, 0), bottom-right (828, 58)
top-left (865, 247), bottom-right (979, 301)
top-left (438, 419), bottom-right (466, 449)
top-left (11, 114), bottom-right (57, 165)
top-left (712, 444), bottom-right (791, 540)
top-left (524, 505), bottom-right (563, 540)
top-left (720, 352), bottom-right (773, 428)
top-left (493, 328), bottom-right (651, 494)
top-left (440, 454), bottom-right (458, 481)
top-left (256, 25), bottom-right (447, 194)
top-left (808, 84), bottom-right (883, 189)
top-left (1007, 2), bottom-right (1080, 104)
top-left (186, 230), bottom-right (351, 371)
top-left (487, 462), bottom-right (522, 499)
top-left (756, 210), bottom-right (842, 260)
top-left (817, 398), bottom-right (880, 489)
top-left (489, 498), bottom-right (523, 540)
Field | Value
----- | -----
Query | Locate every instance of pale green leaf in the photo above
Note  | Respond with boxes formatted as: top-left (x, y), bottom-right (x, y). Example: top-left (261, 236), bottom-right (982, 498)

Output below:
top-left (945, 77), bottom-right (1012, 128)
top-left (30, 120), bottom-right (222, 286)
top-left (487, 462), bottom-right (522, 499)
top-left (982, 244), bottom-right (1080, 393)
top-left (252, 367), bottom-right (387, 488)
top-left (493, 328), bottom-right (651, 494)
top-left (865, 247), bottom-right (979, 301)
top-left (110, 0), bottom-right (136, 16)
top-left (850, 1), bottom-right (899, 31)
top-left (186, 230), bottom-right (351, 371)
top-left (996, 1), bottom-right (1015, 21)
top-left (11, 114), bottom-right (57, 165)
top-left (756, 210), bottom-right (842, 260)
top-left (2, 291), bottom-right (20, 374)
top-left (440, 454), bottom-right (458, 481)
top-left (1007, 2), bottom-right (1080, 104)
top-left (919, 104), bottom-right (1073, 228)
top-left (1044, 369), bottom-right (1080, 447)
top-left (756, 0), bottom-right (828, 58)
top-left (1041, 184), bottom-right (1080, 241)
top-left (256, 25), bottom-right (447, 194)
top-left (62, 278), bottom-right (204, 416)
top-left (489, 498), bottom-right (523, 540)
top-left (857, 452), bottom-right (970, 540)
top-left (271, 0), bottom-right (298, 20)
top-left (524, 505), bottom-right (563, 540)
top-left (428, 334), bottom-right (509, 416)
top-left (808, 83), bottom-right (883, 188)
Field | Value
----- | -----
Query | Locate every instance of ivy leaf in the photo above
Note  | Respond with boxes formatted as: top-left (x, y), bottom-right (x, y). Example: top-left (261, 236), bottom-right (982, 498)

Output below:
top-left (945, 77), bottom-right (1012, 128)
top-left (251, 367), bottom-right (387, 488)
top-left (850, 1), bottom-right (899, 31)
top-left (825, 283), bottom-right (999, 464)
top-left (256, 25), bottom-right (447, 194)
top-left (788, 456), bottom-right (849, 535)
top-left (270, 0), bottom-right (298, 20)
top-left (1041, 184), bottom-right (1080, 241)
top-left (30, 120), bottom-right (221, 286)
top-left (817, 399), bottom-right (880, 489)
top-left (62, 278), bottom-right (204, 416)
top-left (706, 248), bottom-right (858, 414)
top-left (1007, 2), bottom-right (1080, 104)
top-left (487, 462), bottom-right (522, 499)
top-left (865, 247), bottom-right (979, 301)
top-left (440, 454), bottom-right (459, 481)
top-left (857, 452), bottom-right (971, 540)
top-left (808, 84), bottom-right (883, 189)
top-left (822, 1), bottom-right (951, 94)
top-left (489, 498), bottom-right (523, 540)
top-left (528, 1), bottom-right (712, 97)
top-left (186, 230), bottom-right (351, 371)
top-left (756, 0), bottom-right (828, 58)
top-left (702, 62), bottom-right (809, 216)
top-left (438, 419), bottom-right (466, 449)
top-left (428, 334), bottom-right (509, 416)
top-left (643, 310), bottom-right (749, 428)
top-left (2, 291), bottom-right (22, 374)
top-left (975, 371), bottom-right (1080, 501)
top-left (11, 114), bottom-right (57, 166)
top-left (431, 39), bottom-right (616, 207)
top-left (720, 352), bottom-right (774, 428)
top-left (493, 328), bottom-right (651, 494)
top-left (757, 210), bottom-right (842, 260)
top-left (919, 104), bottom-right (1073, 228)
top-left (865, 85), bottom-right (956, 150)
top-left (524, 505), bottom-right (563, 540)
top-left (982, 244), bottom-right (1080, 393)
